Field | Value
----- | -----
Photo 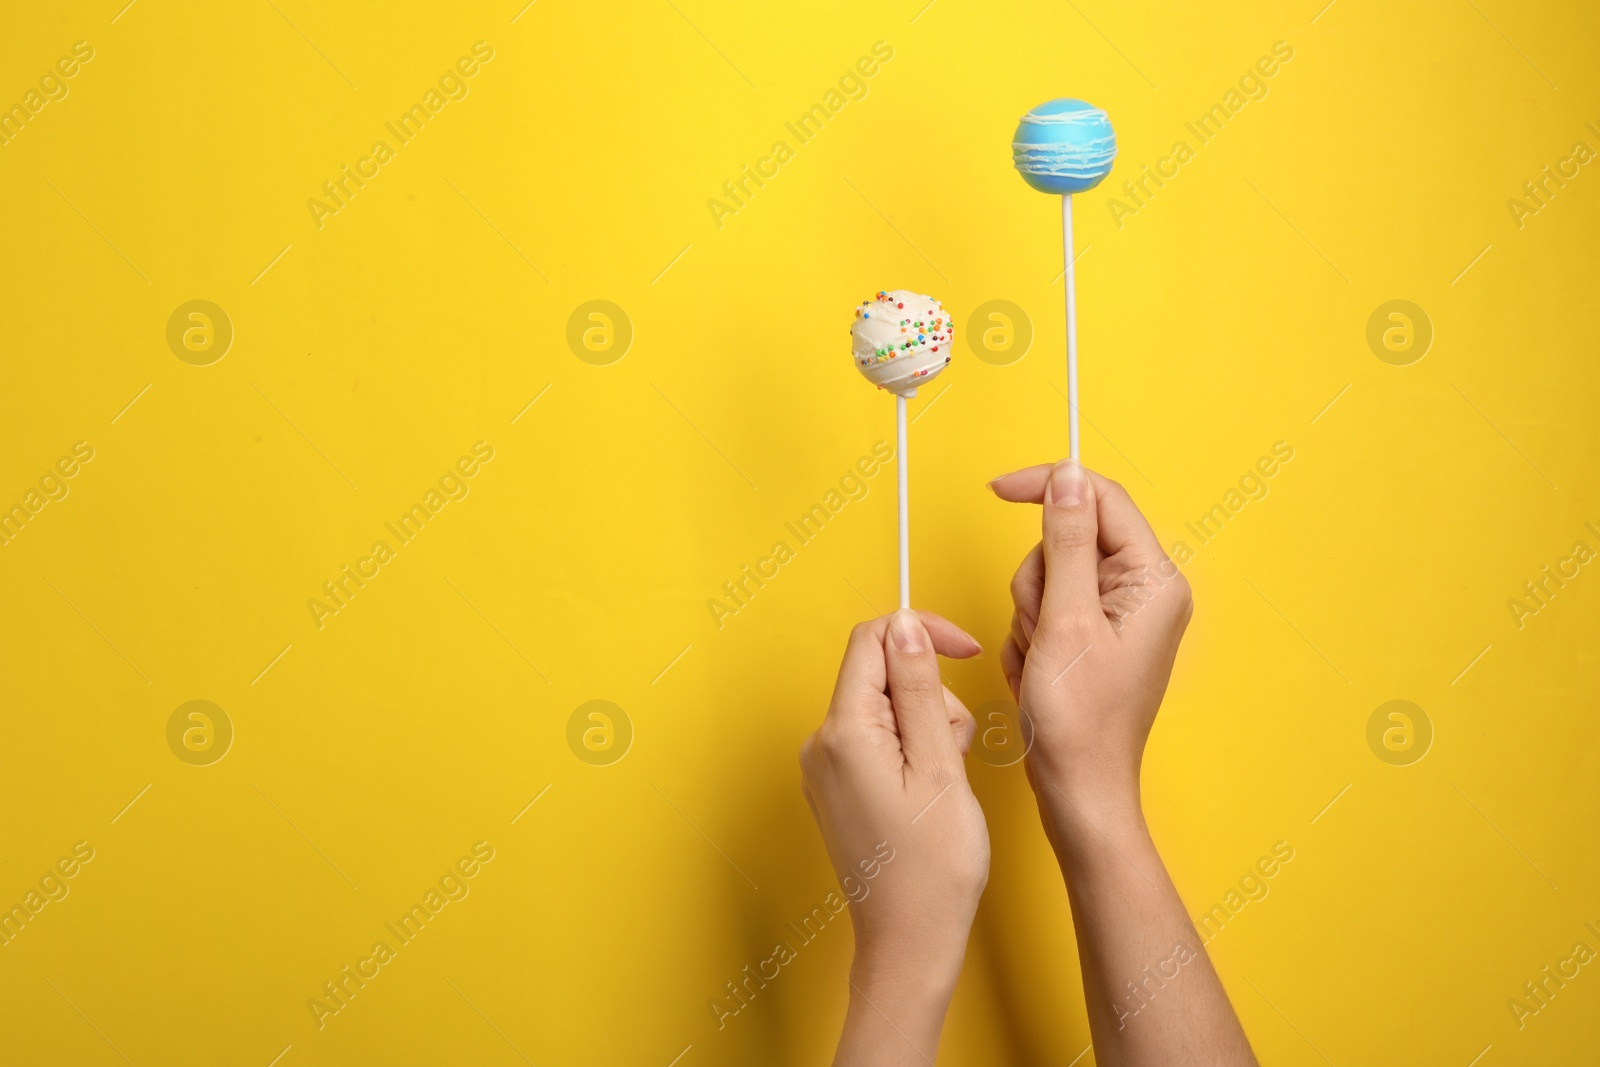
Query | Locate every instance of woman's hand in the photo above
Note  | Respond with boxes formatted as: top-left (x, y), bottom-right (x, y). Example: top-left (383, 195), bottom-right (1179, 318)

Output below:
top-left (800, 610), bottom-right (987, 1066)
top-left (990, 460), bottom-right (1192, 827)
top-left (988, 459), bottom-right (1257, 1065)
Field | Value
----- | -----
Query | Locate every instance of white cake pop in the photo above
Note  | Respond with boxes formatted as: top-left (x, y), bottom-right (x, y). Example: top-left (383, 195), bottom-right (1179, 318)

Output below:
top-left (851, 289), bottom-right (953, 398)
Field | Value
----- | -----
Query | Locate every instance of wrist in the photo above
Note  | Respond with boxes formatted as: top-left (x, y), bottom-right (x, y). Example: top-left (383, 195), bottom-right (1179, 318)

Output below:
top-left (835, 968), bottom-right (953, 1067)
top-left (849, 932), bottom-right (966, 1005)
top-left (1026, 760), bottom-right (1146, 848)
top-left (839, 950), bottom-right (959, 1064)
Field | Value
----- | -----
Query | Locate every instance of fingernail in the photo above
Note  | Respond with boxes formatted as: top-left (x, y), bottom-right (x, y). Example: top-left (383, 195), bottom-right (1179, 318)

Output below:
top-left (890, 610), bottom-right (927, 653)
top-left (1047, 459), bottom-right (1087, 507)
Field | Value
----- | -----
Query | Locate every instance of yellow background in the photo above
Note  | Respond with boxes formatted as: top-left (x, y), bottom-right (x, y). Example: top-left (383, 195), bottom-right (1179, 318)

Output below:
top-left (2, 0), bottom-right (1597, 1063)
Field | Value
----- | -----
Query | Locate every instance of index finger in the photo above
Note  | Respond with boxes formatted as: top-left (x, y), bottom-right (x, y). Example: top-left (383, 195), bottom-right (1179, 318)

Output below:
top-left (989, 466), bottom-right (1166, 562)
top-left (830, 611), bottom-right (981, 716)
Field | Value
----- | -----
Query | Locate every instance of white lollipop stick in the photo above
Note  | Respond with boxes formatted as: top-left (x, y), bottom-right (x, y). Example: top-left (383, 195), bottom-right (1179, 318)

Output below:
top-left (897, 393), bottom-right (910, 610)
top-left (1062, 194), bottom-right (1080, 460)
top-left (851, 289), bottom-right (949, 612)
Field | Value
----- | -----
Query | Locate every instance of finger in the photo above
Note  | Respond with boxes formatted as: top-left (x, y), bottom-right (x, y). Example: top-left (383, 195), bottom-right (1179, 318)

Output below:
top-left (944, 687), bottom-right (976, 756)
top-left (1008, 542), bottom-right (1044, 636)
top-left (1091, 474), bottom-right (1167, 563)
top-left (885, 610), bottom-right (962, 773)
top-left (830, 612), bottom-right (982, 723)
top-left (1039, 459), bottom-right (1106, 633)
top-left (798, 754), bottom-right (820, 823)
top-left (994, 468), bottom-right (1165, 563)
top-left (1009, 610), bottom-right (1030, 658)
top-left (1000, 635), bottom-right (1024, 701)
top-left (830, 618), bottom-right (890, 712)
top-left (918, 611), bottom-right (984, 659)
top-left (987, 463), bottom-right (1054, 502)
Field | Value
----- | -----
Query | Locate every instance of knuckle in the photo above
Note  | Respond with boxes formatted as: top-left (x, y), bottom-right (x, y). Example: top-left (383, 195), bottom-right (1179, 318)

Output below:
top-left (1102, 476), bottom-right (1135, 509)
top-left (1012, 610), bottom-right (1036, 651)
top-left (1046, 515), bottom-right (1097, 550)
top-left (1008, 568), bottom-right (1033, 606)
top-left (1148, 577), bottom-right (1193, 633)
top-left (1001, 633), bottom-right (1023, 666)
top-left (894, 672), bottom-right (941, 699)
top-left (798, 731), bottom-right (819, 771)
top-left (1166, 573), bottom-right (1194, 613)
top-left (1036, 610), bottom-right (1098, 649)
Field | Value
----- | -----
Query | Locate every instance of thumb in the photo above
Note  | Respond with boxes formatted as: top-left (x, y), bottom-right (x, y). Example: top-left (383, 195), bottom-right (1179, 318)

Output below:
top-left (885, 610), bottom-right (961, 776)
top-left (1039, 459), bottom-right (1105, 634)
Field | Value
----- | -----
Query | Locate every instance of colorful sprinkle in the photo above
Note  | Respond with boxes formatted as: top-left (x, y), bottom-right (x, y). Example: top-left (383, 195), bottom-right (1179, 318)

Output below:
top-left (850, 289), bottom-right (953, 385)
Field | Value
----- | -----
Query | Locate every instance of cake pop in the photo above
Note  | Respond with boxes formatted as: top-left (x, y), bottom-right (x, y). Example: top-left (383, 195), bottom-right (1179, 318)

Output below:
top-left (850, 289), bottom-right (953, 609)
top-left (851, 289), bottom-right (953, 398)
top-left (1013, 99), bottom-right (1117, 459)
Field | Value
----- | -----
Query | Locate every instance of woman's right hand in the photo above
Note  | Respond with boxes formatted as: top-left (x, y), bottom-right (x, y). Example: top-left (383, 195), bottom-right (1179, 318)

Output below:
top-left (988, 459), bottom-right (1192, 824)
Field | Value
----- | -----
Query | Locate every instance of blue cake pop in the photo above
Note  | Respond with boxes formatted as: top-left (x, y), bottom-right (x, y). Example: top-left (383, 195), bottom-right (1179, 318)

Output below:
top-left (1011, 99), bottom-right (1117, 194)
